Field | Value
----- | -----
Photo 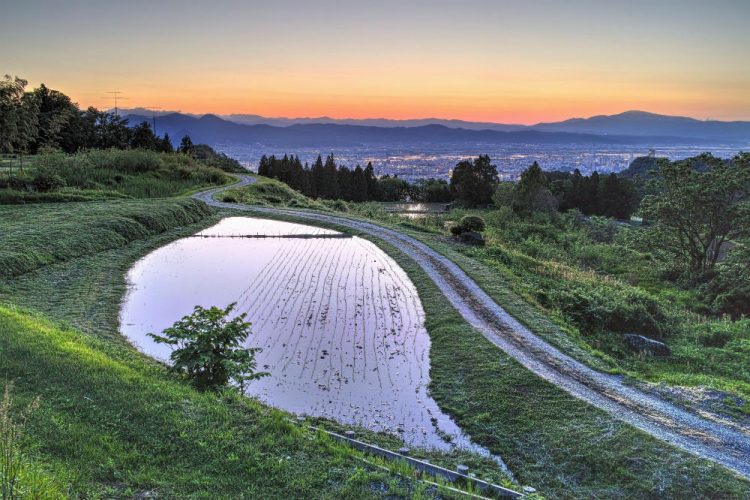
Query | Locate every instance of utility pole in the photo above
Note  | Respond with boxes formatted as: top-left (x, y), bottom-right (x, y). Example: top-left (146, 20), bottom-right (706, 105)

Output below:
top-left (102, 91), bottom-right (127, 116)
top-left (141, 107), bottom-right (162, 135)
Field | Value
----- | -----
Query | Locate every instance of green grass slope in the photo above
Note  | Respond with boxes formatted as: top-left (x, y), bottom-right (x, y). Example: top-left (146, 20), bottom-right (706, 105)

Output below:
top-left (0, 305), bottom-right (434, 498)
top-left (0, 198), bottom-right (212, 280)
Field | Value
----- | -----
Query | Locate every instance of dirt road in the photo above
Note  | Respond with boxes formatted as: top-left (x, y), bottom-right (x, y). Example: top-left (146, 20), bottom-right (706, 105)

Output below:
top-left (195, 176), bottom-right (750, 479)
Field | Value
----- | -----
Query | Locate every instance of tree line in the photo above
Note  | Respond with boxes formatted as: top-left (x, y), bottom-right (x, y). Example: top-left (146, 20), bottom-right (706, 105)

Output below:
top-left (0, 76), bottom-right (174, 157)
top-left (257, 154), bottom-right (452, 203)
top-left (0, 75), bottom-right (244, 173)
top-left (258, 152), bottom-right (641, 219)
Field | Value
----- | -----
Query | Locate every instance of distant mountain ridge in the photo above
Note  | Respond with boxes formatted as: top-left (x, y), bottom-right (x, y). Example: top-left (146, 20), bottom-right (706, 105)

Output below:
top-left (532, 110), bottom-right (750, 142)
top-left (118, 109), bottom-right (750, 143)
top-left (122, 111), bottom-right (747, 149)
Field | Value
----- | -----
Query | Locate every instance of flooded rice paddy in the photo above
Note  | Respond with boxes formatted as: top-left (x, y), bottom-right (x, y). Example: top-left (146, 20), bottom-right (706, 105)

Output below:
top-left (121, 217), bottom-right (482, 452)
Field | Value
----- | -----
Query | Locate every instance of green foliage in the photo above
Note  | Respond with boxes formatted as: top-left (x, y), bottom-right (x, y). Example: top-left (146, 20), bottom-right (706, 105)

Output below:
top-left (191, 143), bottom-right (245, 173)
top-left (0, 76), bottom-right (38, 157)
top-left (704, 240), bottom-right (750, 318)
top-left (450, 155), bottom-right (498, 207)
top-left (640, 153), bottom-right (750, 274)
top-left (222, 175), bottom-right (326, 209)
top-left (491, 181), bottom-right (514, 208)
top-left (511, 162), bottom-right (554, 215)
top-left (547, 169), bottom-right (639, 219)
top-left (450, 215), bottom-right (486, 235)
top-left (1, 149), bottom-right (229, 202)
top-left (458, 215), bottom-right (486, 232)
top-left (149, 303), bottom-right (267, 391)
top-left (0, 305), bottom-right (429, 498)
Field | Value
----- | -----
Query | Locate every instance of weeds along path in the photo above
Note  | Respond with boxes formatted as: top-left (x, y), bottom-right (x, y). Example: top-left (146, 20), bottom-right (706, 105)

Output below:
top-left (195, 176), bottom-right (750, 479)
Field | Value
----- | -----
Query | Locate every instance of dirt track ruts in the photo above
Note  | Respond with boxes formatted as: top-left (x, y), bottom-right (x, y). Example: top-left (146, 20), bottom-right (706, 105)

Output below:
top-left (195, 175), bottom-right (750, 480)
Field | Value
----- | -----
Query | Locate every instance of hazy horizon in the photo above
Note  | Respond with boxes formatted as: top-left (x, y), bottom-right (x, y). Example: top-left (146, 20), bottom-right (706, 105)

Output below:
top-left (118, 108), bottom-right (749, 125)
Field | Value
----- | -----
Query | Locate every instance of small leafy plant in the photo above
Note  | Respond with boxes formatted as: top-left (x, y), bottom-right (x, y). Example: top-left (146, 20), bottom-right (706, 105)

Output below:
top-left (149, 303), bottom-right (268, 391)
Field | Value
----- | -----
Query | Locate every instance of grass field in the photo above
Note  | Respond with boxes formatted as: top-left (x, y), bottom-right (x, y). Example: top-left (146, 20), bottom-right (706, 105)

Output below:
top-left (0, 196), bottom-right (515, 498)
top-left (219, 186), bottom-right (750, 497)
top-left (0, 150), bottom-right (232, 204)
top-left (332, 203), bottom-right (750, 412)
top-left (0, 198), bottom-right (212, 280)
top-left (2, 173), bottom-right (748, 497)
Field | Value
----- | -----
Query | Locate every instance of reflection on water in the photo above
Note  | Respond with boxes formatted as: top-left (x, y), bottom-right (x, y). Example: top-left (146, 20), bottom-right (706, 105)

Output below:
top-left (120, 217), bottom-right (484, 453)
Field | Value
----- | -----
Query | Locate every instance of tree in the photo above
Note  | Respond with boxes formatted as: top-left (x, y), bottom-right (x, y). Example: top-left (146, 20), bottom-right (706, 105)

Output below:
top-left (597, 173), bottom-right (638, 219)
top-left (450, 155), bottom-right (498, 207)
top-left (130, 121), bottom-right (158, 149)
top-left (640, 154), bottom-right (750, 274)
top-left (29, 83), bottom-right (78, 152)
top-left (92, 109), bottom-right (131, 149)
top-left (0, 75), bottom-right (39, 170)
top-left (179, 135), bottom-right (194, 155)
top-left (512, 162), bottom-right (557, 215)
top-left (149, 303), bottom-right (268, 391)
top-left (492, 181), bottom-right (514, 208)
top-left (159, 133), bottom-right (174, 153)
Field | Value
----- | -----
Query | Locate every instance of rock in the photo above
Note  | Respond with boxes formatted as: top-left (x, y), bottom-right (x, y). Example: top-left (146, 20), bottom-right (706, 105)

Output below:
top-left (624, 334), bottom-right (671, 357)
top-left (456, 231), bottom-right (485, 246)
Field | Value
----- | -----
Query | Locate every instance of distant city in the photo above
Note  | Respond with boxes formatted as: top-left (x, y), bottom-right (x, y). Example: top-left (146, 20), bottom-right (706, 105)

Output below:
top-left (213, 142), bottom-right (747, 181)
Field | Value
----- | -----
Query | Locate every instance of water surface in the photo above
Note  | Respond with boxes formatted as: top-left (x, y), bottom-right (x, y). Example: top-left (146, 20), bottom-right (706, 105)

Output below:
top-left (121, 217), bottom-right (481, 452)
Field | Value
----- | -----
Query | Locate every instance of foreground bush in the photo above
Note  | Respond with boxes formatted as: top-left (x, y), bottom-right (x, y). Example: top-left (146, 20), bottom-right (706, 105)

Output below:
top-left (149, 303), bottom-right (267, 391)
top-left (450, 215), bottom-right (486, 235)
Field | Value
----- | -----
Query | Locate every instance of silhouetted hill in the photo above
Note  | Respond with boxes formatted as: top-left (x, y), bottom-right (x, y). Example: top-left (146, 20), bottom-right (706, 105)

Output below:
top-left (120, 109), bottom-right (750, 143)
top-left (124, 112), bottom-right (719, 148)
top-left (532, 110), bottom-right (750, 142)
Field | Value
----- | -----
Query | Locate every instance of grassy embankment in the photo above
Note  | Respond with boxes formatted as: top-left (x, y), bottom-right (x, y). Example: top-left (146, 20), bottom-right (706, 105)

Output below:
top-left (0, 149), bottom-right (232, 204)
top-left (350, 206), bottom-right (750, 408)
top-left (225, 180), bottom-right (750, 409)
top-left (224, 179), bottom-right (750, 497)
top-left (0, 181), bottom-right (495, 496)
top-left (221, 175), bottom-right (348, 211)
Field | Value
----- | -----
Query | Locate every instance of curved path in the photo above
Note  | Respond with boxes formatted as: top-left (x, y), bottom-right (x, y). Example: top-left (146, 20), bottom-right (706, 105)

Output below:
top-left (195, 176), bottom-right (750, 480)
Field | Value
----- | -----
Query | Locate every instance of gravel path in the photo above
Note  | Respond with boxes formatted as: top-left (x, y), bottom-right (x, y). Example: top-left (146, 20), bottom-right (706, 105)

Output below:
top-left (195, 176), bottom-right (750, 479)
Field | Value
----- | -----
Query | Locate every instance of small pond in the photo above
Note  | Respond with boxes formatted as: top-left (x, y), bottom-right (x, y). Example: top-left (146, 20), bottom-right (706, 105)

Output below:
top-left (120, 217), bottom-right (482, 452)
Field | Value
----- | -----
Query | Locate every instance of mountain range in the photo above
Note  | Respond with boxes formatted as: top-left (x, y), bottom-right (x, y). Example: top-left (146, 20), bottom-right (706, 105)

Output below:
top-left (120, 110), bottom-right (750, 147)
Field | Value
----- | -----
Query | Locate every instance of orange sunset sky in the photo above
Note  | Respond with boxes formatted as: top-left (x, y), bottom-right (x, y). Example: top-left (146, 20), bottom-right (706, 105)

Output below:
top-left (2, 0), bottom-right (749, 124)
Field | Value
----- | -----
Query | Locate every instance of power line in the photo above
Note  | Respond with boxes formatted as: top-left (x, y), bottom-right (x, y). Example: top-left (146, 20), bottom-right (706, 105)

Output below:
top-left (101, 91), bottom-right (128, 116)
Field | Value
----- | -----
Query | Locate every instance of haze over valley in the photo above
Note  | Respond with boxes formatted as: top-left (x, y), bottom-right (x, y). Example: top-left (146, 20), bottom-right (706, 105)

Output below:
top-left (122, 110), bottom-right (750, 179)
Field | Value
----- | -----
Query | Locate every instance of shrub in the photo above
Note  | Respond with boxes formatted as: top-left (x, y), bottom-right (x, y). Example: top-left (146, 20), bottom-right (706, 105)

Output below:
top-left (149, 303), bottom-right (268, 391)
top-left (450, 215), bottom-right (487, 235)
top-left (459, 215), bottom-right (486, 232)
top-left (699, 329), bottom-right (732, 348)
top-left (32, 169), bottom-right (66, 192)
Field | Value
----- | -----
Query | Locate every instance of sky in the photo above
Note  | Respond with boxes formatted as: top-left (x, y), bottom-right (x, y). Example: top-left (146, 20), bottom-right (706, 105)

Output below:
top-left (2, 0), bottom-right (749, 124)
